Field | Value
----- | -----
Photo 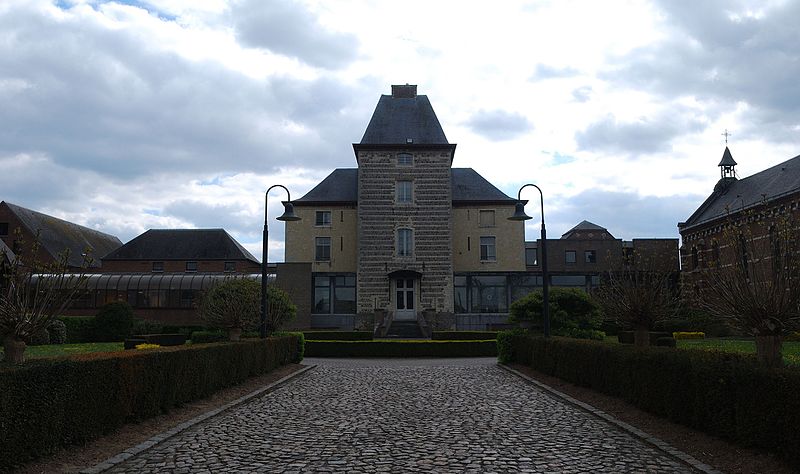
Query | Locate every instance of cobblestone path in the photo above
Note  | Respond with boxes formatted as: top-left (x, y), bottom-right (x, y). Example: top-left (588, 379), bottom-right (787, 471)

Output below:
top-left (107, 359), bottom-right (695, 473)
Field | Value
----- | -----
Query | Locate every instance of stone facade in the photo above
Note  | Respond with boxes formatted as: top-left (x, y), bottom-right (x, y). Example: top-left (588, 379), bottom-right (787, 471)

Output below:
top-left (355, 146), bottom-right (456, 315)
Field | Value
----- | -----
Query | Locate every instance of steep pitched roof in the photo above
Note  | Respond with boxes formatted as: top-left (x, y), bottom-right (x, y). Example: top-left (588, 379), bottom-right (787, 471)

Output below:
top-left (294, 168), bottom-right (515, 205)
top-left (360, 93), bottom-right (449, 145)
top-left (103, 229), bottom-right (258, 263)
top-left (681, 153), bottom-right (800, 231)
top-left (561, 220), bottom-right (615, 239)
top-left (294, 169), bottom-right (359, 204)
top-left (2, 201), bottom-right (122, 268)
top-left (718, 146), bottom-right (737, 167)
top-left (0, 239), bottom-right (14, 263)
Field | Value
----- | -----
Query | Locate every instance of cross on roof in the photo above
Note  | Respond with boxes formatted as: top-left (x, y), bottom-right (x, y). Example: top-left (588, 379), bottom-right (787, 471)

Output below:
top-left (722, 129), bottom-right (732, 144)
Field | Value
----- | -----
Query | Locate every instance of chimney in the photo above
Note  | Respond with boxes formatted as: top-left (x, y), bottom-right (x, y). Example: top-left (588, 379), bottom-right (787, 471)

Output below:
top-left (391, 84), bottom-right (417, 98)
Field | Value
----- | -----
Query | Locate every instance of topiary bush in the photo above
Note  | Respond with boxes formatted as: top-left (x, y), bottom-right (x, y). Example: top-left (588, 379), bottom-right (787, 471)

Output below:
top-left (58, 316), bottom-right (96, 343)
top-left (47, 319), bottom-right (67, 345)
top-left (509, 288), bottom-right (602, 337)
top-left (93, 302), bottom-right (135, 342)
top-left (190, 330), bottom-right (227, 344)
top-left (27, 328), bottom-right (50, 346)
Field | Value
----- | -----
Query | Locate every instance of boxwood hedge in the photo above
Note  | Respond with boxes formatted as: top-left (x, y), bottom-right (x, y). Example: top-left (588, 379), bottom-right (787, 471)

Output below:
top-left (305, 340), bottom-right (496, 358)
top-left (497, 332), bottom-right (800, 469)
top-left (0, 335), bottom-right (303, 471)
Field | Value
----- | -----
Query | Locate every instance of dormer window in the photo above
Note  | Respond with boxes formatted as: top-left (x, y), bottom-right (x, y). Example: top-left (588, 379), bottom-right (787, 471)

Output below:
top-left (397, 153), bottom-right (413, 166)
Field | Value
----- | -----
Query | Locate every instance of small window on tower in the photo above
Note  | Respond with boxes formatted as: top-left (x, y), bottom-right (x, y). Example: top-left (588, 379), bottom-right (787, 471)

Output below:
top-left (0, 222), bottom-right (8, 236)
top-left (397, 153), bottom-right (413, 166)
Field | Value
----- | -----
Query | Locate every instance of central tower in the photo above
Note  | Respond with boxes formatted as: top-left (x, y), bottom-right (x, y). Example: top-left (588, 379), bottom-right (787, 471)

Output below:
top-left (353, 85), bottom-right (456, 320)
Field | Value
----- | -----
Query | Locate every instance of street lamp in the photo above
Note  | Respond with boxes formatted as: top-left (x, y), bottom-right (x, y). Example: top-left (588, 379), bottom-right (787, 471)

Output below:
top-left (261, 185), bottom-right (301, 338)
top-left (509, 184), bottom-right (550, 338)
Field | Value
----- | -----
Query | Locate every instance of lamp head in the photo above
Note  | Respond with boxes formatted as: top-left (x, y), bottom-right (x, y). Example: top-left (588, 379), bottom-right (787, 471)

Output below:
top-left (276, 201), bottom-right (301, 221)
top-left (508, 201), bottom-right (532, 221)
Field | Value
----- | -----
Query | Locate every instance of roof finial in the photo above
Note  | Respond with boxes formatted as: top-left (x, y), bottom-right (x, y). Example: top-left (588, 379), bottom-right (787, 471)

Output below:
top-left (722, 129), bottom-right (731, 145)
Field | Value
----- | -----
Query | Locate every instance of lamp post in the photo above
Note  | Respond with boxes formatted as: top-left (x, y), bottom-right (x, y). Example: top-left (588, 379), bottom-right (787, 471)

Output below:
top-left (261, 185), bottom-right (301, 338)
top-left (508, 184), bottom-right (550, 338)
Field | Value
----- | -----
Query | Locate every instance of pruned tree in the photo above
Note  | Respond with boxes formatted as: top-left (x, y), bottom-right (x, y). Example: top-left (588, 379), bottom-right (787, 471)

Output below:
top-left (593, 251), bottom-right (679, 347)
top-left (696, 211), bottom-right (800, 367)
top-left (1, 229), bottom-right (89, 363)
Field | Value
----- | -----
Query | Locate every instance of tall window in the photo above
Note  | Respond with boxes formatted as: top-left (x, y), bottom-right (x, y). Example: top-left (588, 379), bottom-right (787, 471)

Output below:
top-left (0, 222), bottom-right (8, 236)
top-left (565, 250), bottom-right (577, 264)
top-left (479, 210), bottom-right (495, 227)
top-left (315, 237), bottom-right (331, 261)
top-left (315, 211), bottom-right (331, 226)
top-left (396, 181), bottom-right (413, 203)
top-left (585, 250), bottom-right (596, 263)
top-left (480, 236), bottom-right (496, 261)
top-left (525, 247), bottom-right (538, 266)
top-left (397, 228), bottom-right (413, 257)
top-left (397, 153), bottom-right (413, 166)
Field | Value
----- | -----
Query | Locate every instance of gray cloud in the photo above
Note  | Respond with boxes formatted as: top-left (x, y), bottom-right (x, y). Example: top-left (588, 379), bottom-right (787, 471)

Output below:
top-left (604, 0), bottom-right (800, 142)
top-left (550, 189), bottom-right (706, 240)
top-left (575, 111), bottom-right (706, 154)
top-left (465, 109), bottom-right (533, 141)
top-left (232, 0), bottom-right (359, 70)
top-left (162, 199), bottom-right (258, 237)
top-left (571, 86), bottom-right (592, 102)
top-left (0, 3), bottom-right (373, 181)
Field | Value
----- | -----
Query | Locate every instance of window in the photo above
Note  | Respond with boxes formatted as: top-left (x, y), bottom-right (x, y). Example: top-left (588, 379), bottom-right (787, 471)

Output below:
top-left (315, 211), bottom-right (331, 227)
top-left (152, 261), bottom-right (164, 272)
top-left (470, 275), bottom-right (508, 313)
top-left (480, 237), bottom-right (496, 261)
top-left (224, 261), bottom-right (236, 272)
top-left (551, 275), bottom-right (588, 287)
top-left (479, 210), bottom-right (495, 227)
top-left (396, 181), bottom-right (413, 204)
top-left (185, 261), bottom-right (198, 272)
top-left (0, 222), bottom-right (8, 236)
top-left (397, 228), bottom-right (413, 257)
top-left (585, 250), bottom-right (596, 263)
top-left (565, 250), bottom-right (577, 264)
top-left (525, 247), bottom-right (538, 266)
top-left (315, 237), bottom-right (331, 261)
top-left (397, 153), bottom-right (413, 166)
top-left (313, 274), bottom-right (356, 314)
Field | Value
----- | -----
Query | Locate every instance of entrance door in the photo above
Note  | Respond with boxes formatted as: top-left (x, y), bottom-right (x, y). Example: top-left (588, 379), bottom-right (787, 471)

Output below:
top-left (395, 278), bottom-right (416, 320)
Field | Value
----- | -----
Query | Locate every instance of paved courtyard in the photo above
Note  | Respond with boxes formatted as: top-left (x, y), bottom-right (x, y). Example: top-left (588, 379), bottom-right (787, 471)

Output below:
top-left (106, 358), bottom-right (697, 473)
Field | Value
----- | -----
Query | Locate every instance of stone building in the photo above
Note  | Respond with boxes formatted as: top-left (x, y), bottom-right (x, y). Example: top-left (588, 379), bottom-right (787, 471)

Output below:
top-left (0, 201), bottom-right (121, 270)
top-left (678, 147), bottom-right (800, 287)
top-left (286, 85), bottom-right (525, 331)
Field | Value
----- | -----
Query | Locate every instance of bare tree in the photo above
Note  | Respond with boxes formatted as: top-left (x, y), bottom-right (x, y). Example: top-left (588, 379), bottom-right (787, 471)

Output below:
top-left (696, 211), bottom-right (800, 367)
top-left (593, 251), bottom-right (678, 347)
top-left (1, 229), bottom-right (89, 363)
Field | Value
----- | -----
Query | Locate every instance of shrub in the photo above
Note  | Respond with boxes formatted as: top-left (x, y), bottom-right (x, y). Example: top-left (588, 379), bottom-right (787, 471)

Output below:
top-left (509, 288), bottom-right (602, 335)
top-left (304, 340), bottom-right (496, 358)
top-left (673, 332), bottom-right (705, 340)
top-left (655, 336), bottom-right (676, 347)
top-left (47, 320), bottom-right (67, 345)
top-left (786, 332), bottom-right (800, 342)
top-left (190, 330), bottom-right (227, 344)
top-left (0, 335), bottom-right (303, 471)
top-left (58, 316), bottom-right (96, 343)
top-left (27, 328), bottom-right (50, 346)
top-left (200, 279), bottom-right (260, 333)
top-left (303, 331), bottom-right (373, 341)
top-left (134, 343), bottom-right (160, 350)
top-left (653, 319), bottom-right (693, 333)
top-left (499, 335), bottom-right (800, 469)
top-left (432, 331), bottom-right (498, 340)
top-left (561, 328), bottom-right (606, 341)
top-left (131, 319), bottom-right (164, 335)
top-left (94, 302), bottom-right (134, 342)
top-left (618, 331), bottom-right (671, 345)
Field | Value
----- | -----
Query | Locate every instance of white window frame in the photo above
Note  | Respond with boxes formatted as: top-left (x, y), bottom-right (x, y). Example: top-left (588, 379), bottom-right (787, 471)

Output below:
top-left (396, 180), bottom-right (413, 204)
top-left (397, 153), bottom-right (413, 166)
top-left (480, 236), bottom-right (496, 261)
top-left (315, 210), bottom-right (332, 227)
top-left (315, 237), bottom-right (331, 261)
top-left (397, 228), bottom-right (413, 257)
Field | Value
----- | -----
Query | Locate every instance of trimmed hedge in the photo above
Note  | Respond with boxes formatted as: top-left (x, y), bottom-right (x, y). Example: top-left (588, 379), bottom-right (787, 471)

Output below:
top-left (58, 316), bottom-right (96, 343)
top-left (303, 331), bottom-right (373, 341)
top-left (498, 333), bottom-right (800, 469)
top-left (432, 331), bottom-right (498, 340)
top-left (617, 331), bottom-right (672, 344)
top-left (305, 340), bottom-right (497, 358)
top-left (0, 335), bottom-right (303, 471)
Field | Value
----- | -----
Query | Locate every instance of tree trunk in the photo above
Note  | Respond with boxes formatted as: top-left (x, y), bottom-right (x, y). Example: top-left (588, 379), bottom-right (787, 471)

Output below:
top-left (755, 334), bottom-right (783, 368)
top-left (633, 327), bottom-right (650, 347)
top-left (3, 336), bottom-right (27, 364)
top-left (228, 328), bottom-right (242, 342)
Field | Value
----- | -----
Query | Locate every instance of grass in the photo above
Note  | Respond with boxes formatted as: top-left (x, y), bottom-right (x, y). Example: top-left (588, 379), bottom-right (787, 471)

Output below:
top-left (677, 338), bottom-right (800, 366)
top-left (0, 342), bottom-right (124, 360)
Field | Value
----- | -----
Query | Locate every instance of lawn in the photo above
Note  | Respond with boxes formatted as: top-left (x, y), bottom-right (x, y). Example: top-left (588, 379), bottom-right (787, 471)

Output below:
top-left (0, 342), bottom-right (124, 360)
top-left (677, 338), bottom-right (800, 366)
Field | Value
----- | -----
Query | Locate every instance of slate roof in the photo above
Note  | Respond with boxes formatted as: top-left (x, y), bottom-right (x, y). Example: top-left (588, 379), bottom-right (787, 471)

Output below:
top-left (561, 220), bottom-right (615, 239)
top-left (360, 94), bottom-right (449, 145)
top-left (0, 239), bottom-right (14, 263)
top-left (719, 147), bottom-right (737, 166)
top-left (1, 201), bottom-right (122, 268)
top-left (294, 168), bottom-right (515, 205)
top-left (103, 229), bottom-right (259, 263)
top-left (681, 152), bottom-right (800, 231)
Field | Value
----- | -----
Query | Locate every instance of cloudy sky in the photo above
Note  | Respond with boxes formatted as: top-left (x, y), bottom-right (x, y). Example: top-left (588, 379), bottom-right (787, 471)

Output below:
top-left (2, 0), bottom-right (799, 261)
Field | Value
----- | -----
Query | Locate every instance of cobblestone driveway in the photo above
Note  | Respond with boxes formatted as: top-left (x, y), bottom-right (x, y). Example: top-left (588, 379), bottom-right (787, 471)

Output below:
top-left (107, 358), bottom-right (695, 473)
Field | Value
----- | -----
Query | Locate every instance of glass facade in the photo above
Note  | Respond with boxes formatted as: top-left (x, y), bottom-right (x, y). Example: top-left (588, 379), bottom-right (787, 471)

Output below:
top-left (454, 273), bottom-right (598, 313)
top-left (312, 274), bottom-right (356, 314)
